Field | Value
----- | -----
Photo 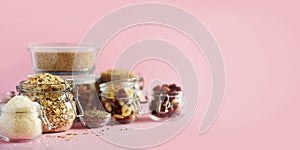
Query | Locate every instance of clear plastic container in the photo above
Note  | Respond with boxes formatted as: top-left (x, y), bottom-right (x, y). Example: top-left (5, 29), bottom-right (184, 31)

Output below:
top-left (28, 43), bottom-right (99, 74)
top-left (16, 80), bottom-right (82, 133)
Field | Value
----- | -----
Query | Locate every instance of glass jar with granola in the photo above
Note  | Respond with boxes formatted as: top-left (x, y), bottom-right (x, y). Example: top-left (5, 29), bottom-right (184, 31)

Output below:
top-left (16, 73), bottom-right (81, 133)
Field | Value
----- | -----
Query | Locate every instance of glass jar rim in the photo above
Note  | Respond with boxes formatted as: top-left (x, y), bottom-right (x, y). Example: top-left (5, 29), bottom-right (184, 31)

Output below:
top-left (99, 78), bottom-right (138, 88)
top-left (28, 42), bottom-right (100, 50)
top-left (16, 80), bottom-right (74, 92)
top-left (152, 91), bottom-right (183, 97)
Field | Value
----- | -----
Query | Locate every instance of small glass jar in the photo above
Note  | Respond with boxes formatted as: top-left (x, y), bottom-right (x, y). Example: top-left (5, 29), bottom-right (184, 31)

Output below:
top-left (0, 95), bottom-right (51, 142)
top-left (149, 85), bottom-right (183, 121)
top-left (99, 79), bottom-right (140, 124)
top-left (96, 70), bottom-right (148, 105)
top-left (16, 80), bottom-right (80, 133)
top-left (59, 74), bottom-right (111, 128)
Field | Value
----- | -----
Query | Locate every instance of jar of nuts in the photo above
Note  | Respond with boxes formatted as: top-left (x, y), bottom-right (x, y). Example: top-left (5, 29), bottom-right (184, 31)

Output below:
top-left (16, 73), bottom-right (81, 133)
top-left (149, 84), bottom-right (183, 121)
top-left (96, 69), bottom-right (147, 113)
top-left (99, 79), bottom-right (140, 124)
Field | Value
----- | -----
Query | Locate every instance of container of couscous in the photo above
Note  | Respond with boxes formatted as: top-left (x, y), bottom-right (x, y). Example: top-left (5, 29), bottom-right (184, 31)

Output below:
top-left (28, 43), bottom-right (99, 74)
top-left (0, 95), bottom-right (51, 142)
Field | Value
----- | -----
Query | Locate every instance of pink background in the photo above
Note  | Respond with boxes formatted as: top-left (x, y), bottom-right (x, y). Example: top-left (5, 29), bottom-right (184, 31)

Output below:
top-left (1, 0), bottom-right (300, 149)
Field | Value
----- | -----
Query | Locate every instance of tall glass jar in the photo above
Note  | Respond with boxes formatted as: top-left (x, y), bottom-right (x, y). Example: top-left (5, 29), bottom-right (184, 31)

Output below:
top-left (16, 80), bottom-right (79, 133)
top-left (99, 79), bottom-right (141, 124)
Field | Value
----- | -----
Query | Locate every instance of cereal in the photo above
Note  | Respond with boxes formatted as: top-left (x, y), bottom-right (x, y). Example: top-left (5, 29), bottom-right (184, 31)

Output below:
top-left (29, 43), bottom-right (99, 73)
top-left (17, 73), bottom-right (76, 132)
top-left (34, 52), bottom-right (94, 72)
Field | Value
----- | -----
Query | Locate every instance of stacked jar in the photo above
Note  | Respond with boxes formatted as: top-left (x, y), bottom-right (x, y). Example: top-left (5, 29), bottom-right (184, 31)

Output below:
top-left (16, 43), bottom-right (102, 131)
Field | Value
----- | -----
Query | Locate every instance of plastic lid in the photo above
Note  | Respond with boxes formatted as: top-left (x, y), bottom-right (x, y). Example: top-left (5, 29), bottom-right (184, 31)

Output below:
top-left (60, 74), bottom-right (98, 84)
top-left (28, 43), bottom-right (100, 52)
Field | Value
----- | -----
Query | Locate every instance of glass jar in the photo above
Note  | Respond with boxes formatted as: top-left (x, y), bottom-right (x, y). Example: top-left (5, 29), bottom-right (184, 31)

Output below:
top-left (149, 84), bottom-right (183, 121)
top-left (16, 80), bottom-right (81, 133)
top-left (99, 79), bottom-right (141, 124)
top-left (96, 69), bottom-right (148, 105)
top-left (59, 74), bottom-right (111, 128)
top-left (0, 95), bottom-right (51, 142)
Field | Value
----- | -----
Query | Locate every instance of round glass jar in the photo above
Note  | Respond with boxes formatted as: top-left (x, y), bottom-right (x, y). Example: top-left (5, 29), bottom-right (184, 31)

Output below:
top-left (16, 80), bottom-right (78, 133)
top-left (0, 107), bottom-right (42, 142)
top-left (96, 69), bottom-right (148, 105)
top-left (149, 84), bottom-right (183, 121)
top-left (0, 95), bottom-right (51, 142)
top-left (99, 79), bottom-right (140, 124)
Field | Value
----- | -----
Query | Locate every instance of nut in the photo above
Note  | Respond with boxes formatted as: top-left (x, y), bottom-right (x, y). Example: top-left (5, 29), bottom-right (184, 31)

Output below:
top-left (121, 105), bottom-right (132, 117)
top-left (119, 101), bottom-right (125, 106)
top-left (112, 114), bottom-right (125, 119)
top-left (104, 102), bottom-right (112, 112)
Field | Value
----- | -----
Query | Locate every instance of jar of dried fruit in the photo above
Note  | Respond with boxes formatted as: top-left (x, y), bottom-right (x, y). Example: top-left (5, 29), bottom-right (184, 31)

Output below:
top-left (149, 84), bottom-right (183, 121)
top-left (16, 73), bottom-right (82, 133)
top-left (99, 79), bottom-right (141, 124)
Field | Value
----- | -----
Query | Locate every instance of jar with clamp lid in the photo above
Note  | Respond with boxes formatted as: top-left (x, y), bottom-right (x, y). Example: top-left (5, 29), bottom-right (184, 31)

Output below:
top-left (99, 78), bottom-right (143, 124)
top-left (16, 73), bottom-right (83, 133)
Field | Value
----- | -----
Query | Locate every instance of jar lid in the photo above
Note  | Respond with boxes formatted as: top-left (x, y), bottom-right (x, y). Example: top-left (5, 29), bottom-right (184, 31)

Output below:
top-left (59, 73), bottom-right (98, 84)
top-left (99, 78), bottom-right (138, 88)
top-left (28, 43), bottom-right (100, 52)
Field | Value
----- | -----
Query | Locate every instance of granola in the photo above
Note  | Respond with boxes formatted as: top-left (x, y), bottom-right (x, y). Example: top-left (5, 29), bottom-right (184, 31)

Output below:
top-left (17, 73), bottom-right (76, 132)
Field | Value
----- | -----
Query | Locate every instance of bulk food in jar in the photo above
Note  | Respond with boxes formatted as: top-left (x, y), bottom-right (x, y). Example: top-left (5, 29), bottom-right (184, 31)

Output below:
top-left (149, 84), bottom-right (183, 121)
top-left (99, 79), bottom-right (140, 124)
top-left (60, 74), bottom-right (111, 128)
top-left (28, 43), bottom-right (99, 74)
top-left (96, 69), bottom-right (147, 113)
top-left (0, 95), bottom-right (51, 142)
top-left (16, 73), bottom-right (82, 133)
